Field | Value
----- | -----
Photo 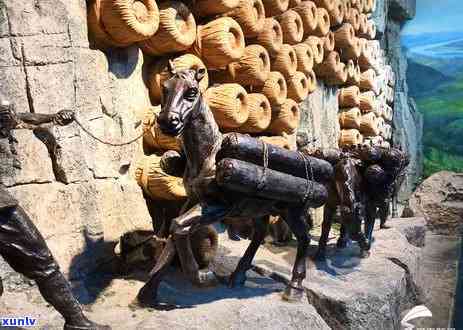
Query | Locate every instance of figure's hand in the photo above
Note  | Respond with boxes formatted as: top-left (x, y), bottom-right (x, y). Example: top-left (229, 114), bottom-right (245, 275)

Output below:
top-left (53, 110), bottom-right (75, 126)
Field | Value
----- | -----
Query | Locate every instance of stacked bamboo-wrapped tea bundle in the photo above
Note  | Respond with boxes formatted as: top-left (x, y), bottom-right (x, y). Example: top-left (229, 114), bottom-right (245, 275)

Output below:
top-left (195, 0), bottom-right (240, 17)
top-left (338, 107), bottom-right (361, 129)
top-left (313, 7), bottom-right (331, 36)
top-left (267, 99), bottom-right (301, 134)
top-left (225, 0), bottom-right (266, 37)
top-left (360, 112), bottom-right (380, 136)
top-left (339, 129), bottom-right (363, 147)
top-left (293, 1), bottom-right (318, 36)
top-left (304, 36), bottom-right (325, 64)
top-left (271, 44), bottom-right (298, 77)
top-left (254, 71), bottom-right (288, 105)
top-left (293, 43), bottom-right (315, 76)
top-left (339, 86), bottom-right (360, 108)
top-left (253, 18), bottom-right (283, 55)
top-left (287, 71), bottom-right (310, 102)
top-left (276, 9), bottom-right (304, 44)
top-left (238, 93), bottom-right (272, 133)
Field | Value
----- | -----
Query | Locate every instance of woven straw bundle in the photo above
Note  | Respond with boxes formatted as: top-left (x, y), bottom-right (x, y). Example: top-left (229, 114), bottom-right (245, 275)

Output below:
top-left (267, 98), bottom-right (300, 134)
top-left (325, 61), bottom-right (348, 86)
top-left (359, 91), bottom-right (376, 112)
top-left (101, 0), bottom-right (159, 44)
top-left (205, 84), bottom-right (249, 128)
top-left (271, 44), bottom-right (298, 78)
top-left (381, 123), bottom-right (392, 140)
top-left (345, 7), bottom-right (361, 31)
top-left (339, 86), bottom-right (360, 107)
top-left (228, 45), bottom-right (271, 86)
top-left (262, 0), bottom-right (289, 16)
top-left (192, 18), bottom-right (245, 69)
top-left (383, 104), bottom-right (393, 122)
top-left (358, 13), bottom-right (368, 36)
top-left (358, 41), bottom-right (375, 70)
top-left (254, 18), bottom-right (283, 55)
top-left (306, 70), bottom-right (317, 93)
top-left (304, 36), bottom-right (325, 64)
top-left (380, 141), bottom-right (390, 149)
top-left (293, 2), bottom-right (318, 36)
top-left (376, 116), bottom-right (385, 133)
top-left (359, 69), bottom-right (378, 93)
top-left (293, 43), bottom-right (314, 75)
top-left (364, 135), bottom-right (383, 147)
top-left (313, 0), bottom-right (335, 11)
top-left (288, 0), bottom-right (302, 7)
top-left (259, 135), bottom-right (291, 149)
top-left (238, 93), bottom-right (272, 132)
top-left (347, 61), bottom-right (361, 84)
top-left (339, 37), bottom-right (361, 60)
top-left (360, 112), bottom-right (380, 136)
top-left (339, 129), bottom-right (363, 147)
top-left (196, 0), bottom-right (240, 17)
top-left (386, 85), bottom-right (394, 104)
top-left (313, 7), bottom-right (331, 36)
top-left (254, 71), bottom-right (288, 105)
top-left (139, 1), bottom-right (196, 56)
top-left (276, 10), bottom-right (304, 45)
top-left (142, 106), bottom-right (182, 152)
top-left (327, 0), bottom-right (345, 27)
top-left (314, 50), bottom-right (340, 78)
top-left (364, 0), bottom-right (375, 13)
top-left (366, 20), bottom-right (376, 39)
top-left (148, 54), bottom-right (209, 104)
top-left (324, 31), bottom-right (335, 52)
top-left (338, 107), bottom-right (361, 129)
top-left (225, 0), bottom-right (266, 37)
top-left (287, 71), bottom-right (309, 103)
top-left (135, 154), bottom-right (187, 200)
top-left (88, 0), bottom-right (133, 48)
top-left (334, 23), bottom-right (355, 49)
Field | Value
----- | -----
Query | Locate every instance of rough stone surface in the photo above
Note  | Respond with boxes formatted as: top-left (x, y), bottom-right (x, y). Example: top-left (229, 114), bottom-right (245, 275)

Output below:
top-left (389, 217), bottom-right (426, 247)
top-left (389, 0), bottom-right (416, 21)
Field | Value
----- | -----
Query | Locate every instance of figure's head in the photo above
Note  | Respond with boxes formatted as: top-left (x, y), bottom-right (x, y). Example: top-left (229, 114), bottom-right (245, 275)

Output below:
top-left (157, 61), bottom-right (206, 136)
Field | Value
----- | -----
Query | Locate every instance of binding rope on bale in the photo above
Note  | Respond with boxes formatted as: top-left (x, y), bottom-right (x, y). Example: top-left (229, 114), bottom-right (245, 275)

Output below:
top-left (276, 10), bottom-right (304, 45)
top-left (293, 2), bottom-right (318, 37)
top-left (293, 43), bottom-right (314, 76)
top-left (339, 86), bottom-right (360, 108)
top-left (338, 107), bottom-right (362, 129)
top-left (271, 44), bottom-right (298, 78)
top-left (327, 0), bottom-right (344, 27)
top-left (229, 45), bottom-right (271, 86)
top-left (314, 50), bottom-right (340, 78)
top-left (147, 54), bottom-right (209, 104)
top-left (359, 91), bottom-right (377, 112)
top-left (334, 23), bottom-right (355, 49)
top-left (101, 0), bottom-right (159, 44)
top-left (205, 84), bottom-right (249, 128)
top-left (225, 0), bottom-right (266, 38)
top-left (135, 154), bottom-right (187, 201)
top-left (238, 93), bottom-right (272, 133)
top-left (195, 0), bottom-right (240, 17)
top-left (339, 129), bottom-right (363, 147)
top-left (360, 112), bottom-right (380, 136)
top-left (191, 17), bottom-right (245, 69)
top-left (267, 98), bottom-right (300, 134)
top-left (254, 18), bottom-right (283, 56)
top-left (254, 71), bottom-right (288, 106)
top-left (304, 36), bottom-right (324, 64)
top-left (88, 0), bottom-right (132, 48)
top-left (262, 0), bottom-right (289, 16)
top-left (139, 1), bottom-right (196, 56)
top-left (323, 31), bottom-right (335, 52)
top-left (287, 71), bottom-right (309, 103)
top-left (313, 7), bottom-right (331, 37)
top-left (142, 106), bottom-right (182, 152)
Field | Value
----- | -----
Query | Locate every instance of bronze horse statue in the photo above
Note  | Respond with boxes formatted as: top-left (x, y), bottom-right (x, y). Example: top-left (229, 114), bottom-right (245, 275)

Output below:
top-left (137, 65), bottom-right (317, 305)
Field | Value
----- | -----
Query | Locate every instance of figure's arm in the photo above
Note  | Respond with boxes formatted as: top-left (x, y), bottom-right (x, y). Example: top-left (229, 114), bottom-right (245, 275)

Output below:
top-left (160, 150), bottom-right (187, 177)
top-left (16, 112), bottom-right (55, 126)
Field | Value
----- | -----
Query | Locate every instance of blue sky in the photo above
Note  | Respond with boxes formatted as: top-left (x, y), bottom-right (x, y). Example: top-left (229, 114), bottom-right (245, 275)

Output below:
top-left (402, 0), bottom-right (463, 35)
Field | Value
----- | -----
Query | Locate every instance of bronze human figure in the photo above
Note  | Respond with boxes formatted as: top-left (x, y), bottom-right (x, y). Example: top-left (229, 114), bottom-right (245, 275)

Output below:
top-left (0, 101), bottom-right (110, 330)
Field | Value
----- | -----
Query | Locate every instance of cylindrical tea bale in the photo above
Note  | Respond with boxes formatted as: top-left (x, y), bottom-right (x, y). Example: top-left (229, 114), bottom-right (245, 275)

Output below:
top-left (339, 37), bottom-right (361, 60)
top-left (339, 86), bottom-right (360, 107)
top-left (345, 7), bottom-right (361, 31)
top-left (325, 62), bottom-right (348, 86)
top-left (216, 158), bottom-right (328, 207)
top-left (323, 31), bottom-right (335, 52)
top-left (101, 0), bottom-right (159, 44)
top-left (218, 132), bottom-right (334, 182)
top-left (334, 23), bottom-right (355, 49)
top-left (259, 135), bottom-right (291, 149)
top-left (383, 104), bottom-right (393, 122)
top-left (293, 43), bottom-right (314, 75)
top-left (238, 93), bottom-right (272, 133)
top-left (338, 107), bottom-right (362, 129)
top-left (339, 129), bottom-right (363, 147)
top-left (288, 0), bottom-right (302, 7)
top-left (327, 0), bottom-right (344, 27)
top-left (196, 0), bottom-right (240, 17)
top-left (225, 0), bottom-right (266, 38)
top-left (347, 62), bottom-right (361, 84)
top-left (267, 98), bottom-right (300, 134)
top-left (304, 36), bottom-right (324, 64)
top-left (275, 10), bottom-right (304, 45)
top-left (262, 0), bottom-right (289, 16)
top-left (314, 50), bottom-right (340, 78)
top-left (205, 84), bottom-right (249, 128)
top-left (306, 70), bottom-right (317, 93)
top-left (313, 0), bottom-right (335, 11)
top-left (358, 13), bottom-right (368, 36)
top-left (135, 155), bottom-right (186, 201)
top-left (88, 0), bottom-right (132, 48)
top-left (148, 54), bottom-right (209, 104)
top-left (271, 44), bottom-right (298, 78)
top-left (359, 91), bottom-right (376, 112)
top-left (380, 122), bottom-right (390, 140)
top-left (229, 45), bottom-right (271, 86)
top-left (293, 2), bottom-right (318, 36)
top-left (143, 106), bottom-right (182, 152)
top-left (254, 71), bottom-right (288, 105)
top-left (139, 1), bottom-right (196, 56)
top-left (366, 20), bottom-right (376, 39)
top-left (313, 7), bottom-right (331, 37)
top-left (360, 112), bottom-right (380, 136)
top-left (254, 18), bottom-right (283, 56)
top-left (364, 0), bottom-right (375, 13)
top-left (386, 85), bottom-right (394, 104)
top-left (359, 69), bottom-right (378, 93)
top-left (287, 71), bottom-right (309, 103)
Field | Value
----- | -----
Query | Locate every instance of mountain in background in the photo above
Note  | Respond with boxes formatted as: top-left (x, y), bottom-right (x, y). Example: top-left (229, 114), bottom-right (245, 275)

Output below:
top-left (402, 31), bottom-right (463, 49)
top-left (407, 59), bottom-right (453, 97)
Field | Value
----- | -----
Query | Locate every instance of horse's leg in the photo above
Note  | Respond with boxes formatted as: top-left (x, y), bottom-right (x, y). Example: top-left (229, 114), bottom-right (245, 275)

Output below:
top-left (314, 205), bottom-right (335, 260)
top-left (364, 201), bottom-right (377, 250)
top-left (336, 223), bottom-right (349, 249)
top-left (281, 206), bottom-right (310, 302)
top-left (379, 199), bottom-right (391, 229)
top-left (228, 216), bottom-right (269, 287)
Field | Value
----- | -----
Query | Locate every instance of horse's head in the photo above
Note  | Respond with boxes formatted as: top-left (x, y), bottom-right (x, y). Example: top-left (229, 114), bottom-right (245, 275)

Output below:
top-left (157, 61), bottom-right (206, 136)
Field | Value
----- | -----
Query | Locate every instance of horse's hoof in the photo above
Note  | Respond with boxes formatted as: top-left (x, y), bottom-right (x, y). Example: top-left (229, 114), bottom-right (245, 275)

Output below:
top-left (282, 285), bottom-right (304, 302)
top-left (336, 239), bottom-right (348, 249)
top-left (313, 251), bottom-right (326, 261)
top-left (228, 271), bottom-right (247, 288)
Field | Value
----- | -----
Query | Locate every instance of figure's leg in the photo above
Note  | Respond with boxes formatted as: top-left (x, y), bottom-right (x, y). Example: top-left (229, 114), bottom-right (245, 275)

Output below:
top-left (379, 199), bottom-right (391, 229)
top-left (281, 207), bottom-right (310, 302)
top-left (315, 205), bottom-right (335, 260)
top-left (228, 217), bottom-right (269, 287)
top-left (0, 206), bottom-right (110, 330)
top-left (364, 202), bottom-right (377, 250)
top-left (336, 224), bottom-right (349, 249)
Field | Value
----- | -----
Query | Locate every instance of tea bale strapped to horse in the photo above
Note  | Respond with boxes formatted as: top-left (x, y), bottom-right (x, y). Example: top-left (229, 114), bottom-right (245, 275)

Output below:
top-left (136, 64), bottom-right (334, 306)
